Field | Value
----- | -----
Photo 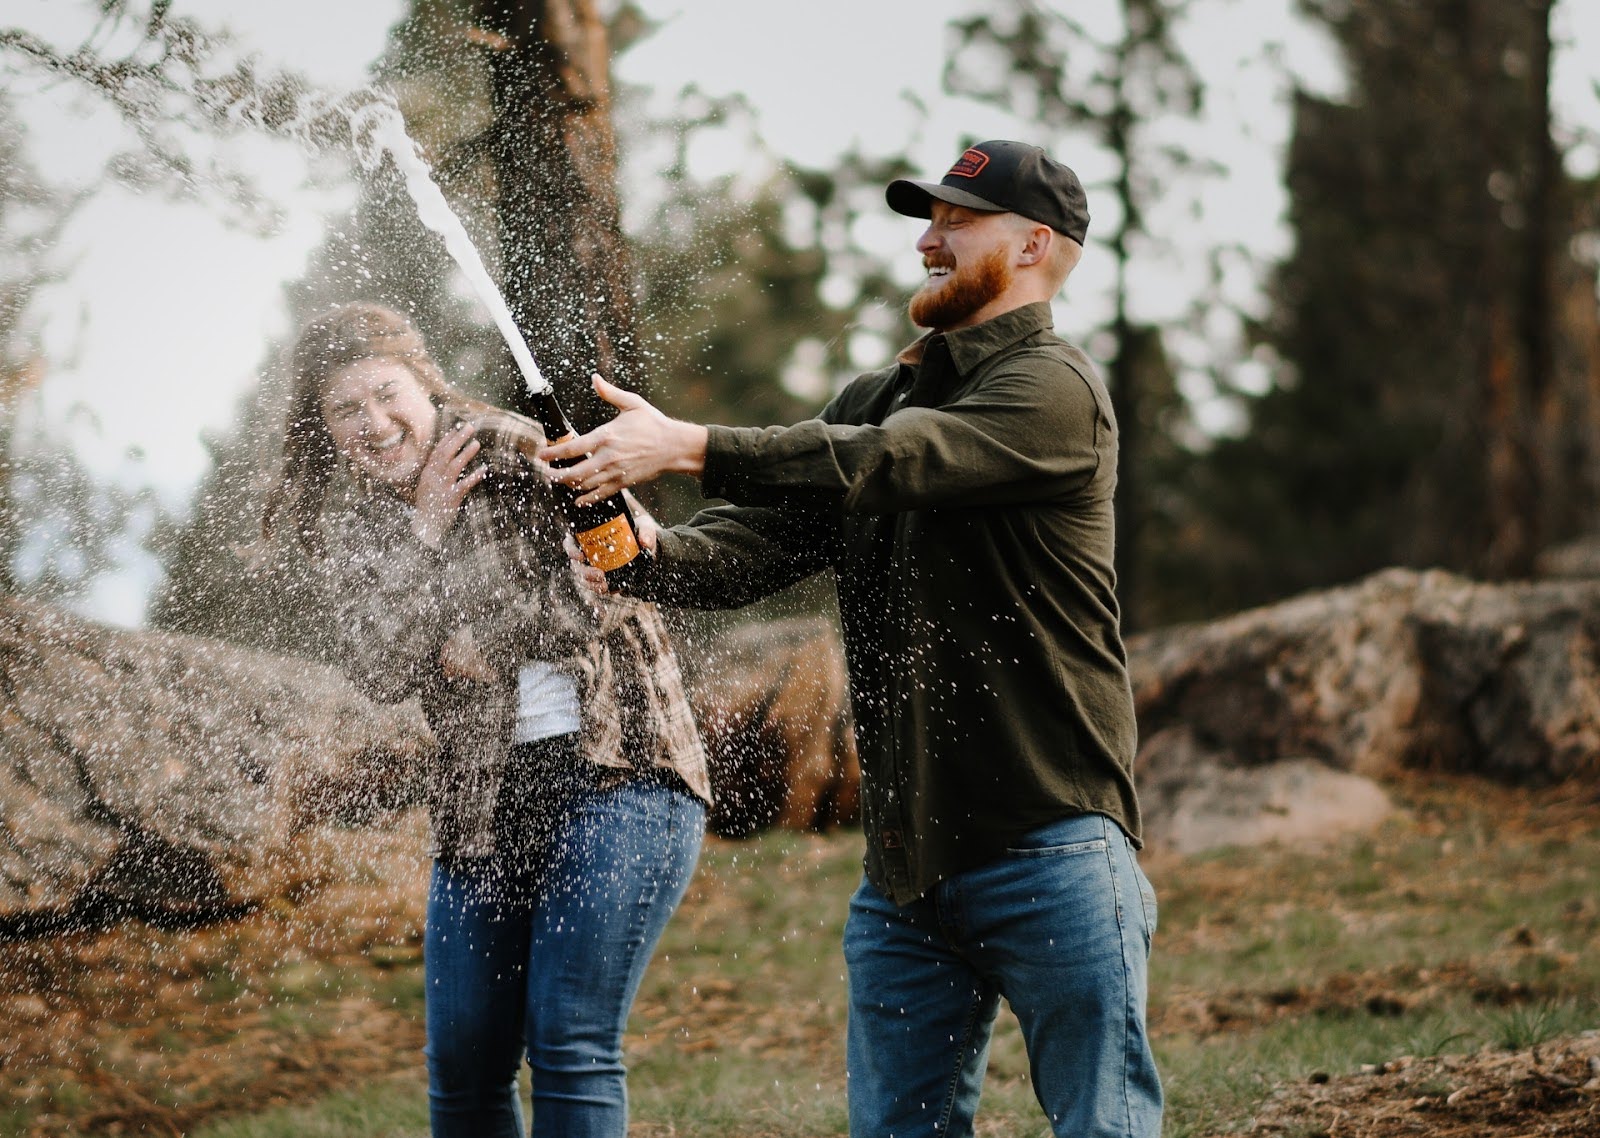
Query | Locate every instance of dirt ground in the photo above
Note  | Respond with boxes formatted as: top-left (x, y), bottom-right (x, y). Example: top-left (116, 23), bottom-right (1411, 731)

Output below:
top-left (1, 785), bottom-right (1597, 1137)
top-left (0, 820), bottom-right (433, 1137)
top-left (1244, 1031), bottom-right (1600, 1137)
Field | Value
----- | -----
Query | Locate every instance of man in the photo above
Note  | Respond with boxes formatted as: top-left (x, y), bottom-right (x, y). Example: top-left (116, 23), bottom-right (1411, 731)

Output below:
top-left (542, 139), bottom-right (1162, 1138)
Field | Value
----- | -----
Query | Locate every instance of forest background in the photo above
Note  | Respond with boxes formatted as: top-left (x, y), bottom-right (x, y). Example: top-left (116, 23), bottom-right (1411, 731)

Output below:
top-left (3, 0), bottom-right (1599, 645)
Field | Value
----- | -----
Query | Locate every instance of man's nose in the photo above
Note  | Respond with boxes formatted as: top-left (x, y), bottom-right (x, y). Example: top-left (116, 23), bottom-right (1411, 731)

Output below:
top-left (916, 224), bottom-right (943, 255)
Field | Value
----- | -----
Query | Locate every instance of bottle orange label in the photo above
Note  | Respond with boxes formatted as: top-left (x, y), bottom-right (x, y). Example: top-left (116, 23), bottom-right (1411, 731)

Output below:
top-left (576, 514), bottom-right (641, 571)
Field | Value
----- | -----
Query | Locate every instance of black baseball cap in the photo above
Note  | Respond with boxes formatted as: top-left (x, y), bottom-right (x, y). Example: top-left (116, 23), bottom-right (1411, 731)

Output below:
top-left (886, 140), bottom-right (1090, 245)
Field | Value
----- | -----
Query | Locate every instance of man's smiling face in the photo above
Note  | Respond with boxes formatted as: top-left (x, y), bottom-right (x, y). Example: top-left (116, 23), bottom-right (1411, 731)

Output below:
top-left (908, 201), bottom-right (1020, 332)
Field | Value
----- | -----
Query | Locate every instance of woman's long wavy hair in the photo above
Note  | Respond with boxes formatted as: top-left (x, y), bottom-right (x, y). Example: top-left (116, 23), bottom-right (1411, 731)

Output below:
top-left (262, 302), bottom-right (468, 558)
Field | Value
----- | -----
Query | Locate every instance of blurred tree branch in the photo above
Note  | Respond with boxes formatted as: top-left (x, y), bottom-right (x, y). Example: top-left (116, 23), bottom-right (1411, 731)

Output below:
top-left (0, 95), bottom-right (88, 595)
top-left (0, 1), bottom-right (351, 233)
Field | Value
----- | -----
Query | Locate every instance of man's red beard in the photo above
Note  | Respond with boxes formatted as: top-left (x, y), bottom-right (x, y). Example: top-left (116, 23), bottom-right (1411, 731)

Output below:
top-left (908, 245), bottom-right (1013, 331)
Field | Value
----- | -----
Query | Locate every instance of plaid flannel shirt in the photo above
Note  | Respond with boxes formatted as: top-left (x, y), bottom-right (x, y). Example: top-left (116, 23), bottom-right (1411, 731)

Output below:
top-left (321, 398), bottom-right (710, 860)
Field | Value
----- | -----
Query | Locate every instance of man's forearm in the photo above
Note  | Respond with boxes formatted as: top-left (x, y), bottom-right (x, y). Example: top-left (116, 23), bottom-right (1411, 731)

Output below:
top-left (628, 504), bottom-right (835, 611)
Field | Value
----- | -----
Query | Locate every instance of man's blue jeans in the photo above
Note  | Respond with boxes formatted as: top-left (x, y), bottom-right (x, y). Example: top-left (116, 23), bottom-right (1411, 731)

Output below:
top-left (424, 746), bottom-right (704, 1138)
top-left (844, 812), bottom-right (1162, 1138)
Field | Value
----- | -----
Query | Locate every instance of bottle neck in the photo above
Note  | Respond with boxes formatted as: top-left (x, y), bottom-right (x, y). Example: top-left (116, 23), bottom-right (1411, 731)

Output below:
top-left (529, 388), bottom-right (576, 443)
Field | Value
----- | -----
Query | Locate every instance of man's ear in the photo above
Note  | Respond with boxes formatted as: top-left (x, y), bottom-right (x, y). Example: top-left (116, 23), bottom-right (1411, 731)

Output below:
top-left (1017, 223), bottom-right (1054, 268)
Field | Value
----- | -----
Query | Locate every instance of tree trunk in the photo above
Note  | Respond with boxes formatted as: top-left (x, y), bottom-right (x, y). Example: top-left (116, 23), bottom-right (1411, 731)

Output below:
top-left (1520, 0), bottom-right (1557, 547)
top-left (477, 0), bottom-right (646, 431)
top-left (1480, 0), bottom-right (1553, 579)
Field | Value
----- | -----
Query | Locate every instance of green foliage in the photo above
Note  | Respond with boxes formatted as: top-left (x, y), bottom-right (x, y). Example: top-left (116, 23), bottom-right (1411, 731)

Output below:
top-left (623, 75), bottom-right (916, 419)
top-left (628, 124), bottom-right (914, 613)
top-left (1487, 999), bottom-right (1566, 1050)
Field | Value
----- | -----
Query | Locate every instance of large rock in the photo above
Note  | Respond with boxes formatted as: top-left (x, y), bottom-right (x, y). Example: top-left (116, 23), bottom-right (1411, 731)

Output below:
top-left (1136, 727), bottom-right (1395, 855)
top-left (1130, 567), bottom-right (1600, 785)
top-left (0, 595), bottom-right (432, 933)
top-left (1130, 568), bottom-right (1600, 850)
top-left (683, 616), bottom-right (860, 837)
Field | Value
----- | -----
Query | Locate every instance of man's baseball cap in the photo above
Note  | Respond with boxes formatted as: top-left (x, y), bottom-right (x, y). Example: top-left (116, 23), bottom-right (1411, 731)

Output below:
top-left (886, 140), bottom-right (1090, 245)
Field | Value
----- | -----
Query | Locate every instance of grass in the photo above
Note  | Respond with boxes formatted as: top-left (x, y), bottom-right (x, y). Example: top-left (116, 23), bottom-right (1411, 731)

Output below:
top-left (193, 1080), bottom-right (430, 1138)
top-left (6, 775), bottom-right (1599, 1137)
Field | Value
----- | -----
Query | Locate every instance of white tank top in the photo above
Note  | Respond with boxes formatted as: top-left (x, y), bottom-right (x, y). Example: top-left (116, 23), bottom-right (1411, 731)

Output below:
top-left (513, 661), bottom-right (581, 744)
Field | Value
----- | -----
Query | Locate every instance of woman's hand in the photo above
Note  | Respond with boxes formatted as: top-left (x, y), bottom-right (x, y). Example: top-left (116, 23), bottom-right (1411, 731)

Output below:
top-left (538, 375), bottom-right (709, 507)
top-left (563, 513), bottom-right (656, 596)
top-left (411, 421), bottom-right (485, 548)
top-left (621, 490), bottom-right (661, 551)
top-left (439, 626), bottom-right (497, 683)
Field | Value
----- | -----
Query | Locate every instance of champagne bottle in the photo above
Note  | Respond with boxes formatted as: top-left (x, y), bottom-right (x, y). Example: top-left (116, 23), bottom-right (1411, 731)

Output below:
top-left (526, 386), bottom-right (651, 592)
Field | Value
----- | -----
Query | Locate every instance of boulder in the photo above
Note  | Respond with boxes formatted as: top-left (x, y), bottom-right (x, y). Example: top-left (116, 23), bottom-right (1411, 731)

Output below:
top-left (682, 616), bottom-right (860, 837)
top-left (1130, 567), bottom-right (1600, 787)
top-left (1130, 568), bottom-right (1600, 851)
top-left (1136, 726), bottom-right (1394, 855)
top-left (0, 594), bottom-right (431, 934)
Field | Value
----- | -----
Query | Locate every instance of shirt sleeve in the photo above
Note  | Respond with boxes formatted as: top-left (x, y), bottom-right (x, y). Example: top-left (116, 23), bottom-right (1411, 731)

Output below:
top-left (634, 501), bottom-right (838, 611)
top-left (702, 352), bottom-right (1106, 514)
top-left (320, 515), bottom-right (453, 704)
top-left (459, 436), bottom-right (632, 677)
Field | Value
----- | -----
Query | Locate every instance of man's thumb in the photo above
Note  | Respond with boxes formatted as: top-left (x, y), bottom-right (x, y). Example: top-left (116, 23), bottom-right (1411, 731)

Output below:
top-left (592, 372), bottom-right (645, 410)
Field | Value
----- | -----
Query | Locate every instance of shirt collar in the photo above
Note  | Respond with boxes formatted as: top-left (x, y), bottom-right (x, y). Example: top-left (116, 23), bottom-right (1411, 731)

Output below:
top-left (895, 301), bottom-right (1055, 375)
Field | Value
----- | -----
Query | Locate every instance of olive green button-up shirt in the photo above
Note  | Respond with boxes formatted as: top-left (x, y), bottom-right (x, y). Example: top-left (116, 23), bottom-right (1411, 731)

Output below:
top-left (644, 301), bottom-right (1141, 903)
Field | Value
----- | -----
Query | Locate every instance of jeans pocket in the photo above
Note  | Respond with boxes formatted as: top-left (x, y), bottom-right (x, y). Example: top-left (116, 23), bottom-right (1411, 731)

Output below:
top-left (1003, 815), bottom-right (1111, 858)
top-left (1003, 836), bottom-right (1109, 858)
top-left (1136, 864), bottom-right (1158, 947)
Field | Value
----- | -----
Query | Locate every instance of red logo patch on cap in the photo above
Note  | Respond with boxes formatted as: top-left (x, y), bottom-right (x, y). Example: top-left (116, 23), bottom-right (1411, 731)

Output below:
top-left (946, 148), bottom-right (990, 179)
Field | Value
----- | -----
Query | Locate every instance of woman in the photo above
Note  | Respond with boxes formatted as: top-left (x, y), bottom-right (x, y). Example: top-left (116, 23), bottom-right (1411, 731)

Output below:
top-left (263, 302), bottom-right (710, 1138)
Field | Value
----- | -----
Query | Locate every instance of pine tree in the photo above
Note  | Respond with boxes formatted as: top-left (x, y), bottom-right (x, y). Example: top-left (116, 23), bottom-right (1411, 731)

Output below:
top-left (1194, 0), bottom-right (1600, 610)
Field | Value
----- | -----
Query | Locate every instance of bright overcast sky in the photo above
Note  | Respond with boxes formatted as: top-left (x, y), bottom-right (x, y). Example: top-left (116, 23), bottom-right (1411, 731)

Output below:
top-left (5, 0), bottom-right (1600, 624)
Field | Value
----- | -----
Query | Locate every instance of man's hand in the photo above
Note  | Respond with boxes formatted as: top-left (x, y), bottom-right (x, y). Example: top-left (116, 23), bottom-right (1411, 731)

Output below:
top-left (412, 422), bottom-right (484, 548)
top-left (538, 374), bottom-right (709, 507)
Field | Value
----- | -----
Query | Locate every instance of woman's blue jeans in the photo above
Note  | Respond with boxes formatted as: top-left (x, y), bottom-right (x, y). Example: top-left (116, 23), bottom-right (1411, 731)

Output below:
top-left (843, 812), bottom-right (1163, 1138)
top-left (424, 740), bottom-right (704, 1138)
